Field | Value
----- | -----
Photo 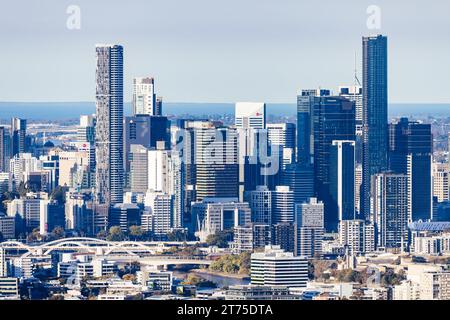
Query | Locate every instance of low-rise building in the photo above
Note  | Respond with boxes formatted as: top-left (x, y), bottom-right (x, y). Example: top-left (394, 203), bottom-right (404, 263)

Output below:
top-left (251, 245), bottom-right (308, 288)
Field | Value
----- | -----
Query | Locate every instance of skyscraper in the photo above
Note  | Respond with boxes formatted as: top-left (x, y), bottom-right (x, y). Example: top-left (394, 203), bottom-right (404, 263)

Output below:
top-left (361, 35), bottom-right (388, 220)
top-left (195, 126), bottom-right (239, 201)
top-left (267, 123), bottom-right (296, 167)
top-left (296, 89), bottom-right (330, 165)
top-left (339, 85), bottom-right (363, 135)
top-left (272, 186), bottom-right (294, 224)
top-left (371, 173), bottom-right (408, 250)
top-left (281, 163), bottom-right (314, 205)
top-left (95, 44), bottom-right (124, 206)
top-left (389, 118), bottom-right (433, 222)
top-left (155, 96), bottom-right (163, 116)
top-left (0, 127), bottom-right (10, 172)
top-left (247, 185), bottom-right (272, 225)
top-left (235, 102), bottom-right (266, 129)
top-left (312, 96), bottom-right (356, 231)
top-left (10, 118), bottom-right (26, 157)
top-left (330, 140), bottom-right (356, 226)
top-left (132, 77), bottom-right (156, 116)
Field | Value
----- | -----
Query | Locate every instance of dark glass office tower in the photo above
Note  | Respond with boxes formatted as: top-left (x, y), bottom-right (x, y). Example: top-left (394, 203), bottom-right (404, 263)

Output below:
top-left (361, 35), bottom-right (388, 220)
top-left (296, 89), bottom-right (330, 165)
top-left (312, 96), bottom-right (355, 232)
top-left (194, 126), bottom-right (239, 201)
top-left (0, 127), bottom-right (10, 172)
top-left (95, 44), bottom-right (124, 206)
top-left (281, 163), bottom-right (314, 205)
top-left (389, 118), bottom-right (433, 221)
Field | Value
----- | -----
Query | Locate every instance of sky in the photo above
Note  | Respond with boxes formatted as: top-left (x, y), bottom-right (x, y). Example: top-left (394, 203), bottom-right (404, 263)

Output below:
top-left (0, 0), bottom-right (449, 104)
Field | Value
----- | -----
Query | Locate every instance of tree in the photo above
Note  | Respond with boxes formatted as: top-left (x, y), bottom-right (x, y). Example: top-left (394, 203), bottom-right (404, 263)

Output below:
top-left (107, 226), bottom-right (125, 241)
top-left (50, 226), bottom-right (65, 240)
top-left (27, 228), bottom-right (47, 243)
top-left (167, 229), bottom-right (187, 242)
top-left (129, 225), bottom-right (143, 240)
top-left (182, 274), bottom-right (216, 288)
top-left (122, 273), bottom-right (136, 282)
top-left (206, 229), bottom-right (234, 248)
top-left (96, 230), bottom-right (108, 240)
top-left (209, 252), bottom-right (250, 275)
top-left (50, 186), bottom-right (67, 204)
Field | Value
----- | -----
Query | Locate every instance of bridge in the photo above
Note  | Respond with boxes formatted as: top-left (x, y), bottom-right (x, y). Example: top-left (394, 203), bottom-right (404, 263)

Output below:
top-left (0, 237), bottom-right (201, 259)
top-left (140, 255), bottom-right (212, 268)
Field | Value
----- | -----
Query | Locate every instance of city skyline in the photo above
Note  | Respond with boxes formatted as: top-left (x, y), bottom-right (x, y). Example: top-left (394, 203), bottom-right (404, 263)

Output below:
top-left (0, 0), bottom-right (449, 104)
top-left (1, 1), bottom-right (450, 303)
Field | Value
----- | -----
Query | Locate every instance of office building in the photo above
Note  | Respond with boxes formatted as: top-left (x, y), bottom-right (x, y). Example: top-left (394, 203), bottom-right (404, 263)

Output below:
top-left (0, 127), bottom-right (10, 173)
top-left (296, 88), bottom-right (330, 165)
top-left (0, 278), bottom-right (19, 297)
top-left (372, 173), bottom-right (409, 249)
top-left (281, 163), bottom-right (314, 206)
top-left (389, 118), bottom-right (433, 221)
top-left (271, 222), bottom-right (296, 254)
top-left (339, 85), bottom-right (363, 135)
top-left (0, 214), bottom-right (15, 240)
top-left (433, 163), bottom-right (449, 203)
top-left (109, 203), bottom-right (141, 232)
top-left (267, 123), bottom-right (296, 167)
top-left (132, 77), bottom-right (156, 116)
top-left (143, 190), bottom-right (173, 239)
top-left (272, 186), bottom-right (294, 224)
top-left (225, 285), bottom-right (300, 300)
top-left (295, 198), bottom-right (324, 258)
top-left (330, 140), bottom-right (356, 228)
top-left (338, 219), bottom-right (375, 254)
top-left (155, 96), bottom-right (163, 116)
top-left (235, 102), bottom-right (266, 129)
top-left (195, 126), bottom-right (239, 201)
top-left (361, 35), bottom-right (388, 219)
top-left (77, 115), bottom-right (96, 143)
top-left (251, 245), bottom-right (308, 287)
top-left (10, 118), bottom-right (26, 157)
top-left (246, 185), bottom-right (272, 225)
top-left (192, 198), bottom-right (251, 241)
top-left (65, 191), bottom-right (93, 234)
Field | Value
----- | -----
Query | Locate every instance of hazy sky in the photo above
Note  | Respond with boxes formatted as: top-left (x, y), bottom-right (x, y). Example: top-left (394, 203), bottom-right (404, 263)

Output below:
top-left (0, 0), bottom-right (449, 103)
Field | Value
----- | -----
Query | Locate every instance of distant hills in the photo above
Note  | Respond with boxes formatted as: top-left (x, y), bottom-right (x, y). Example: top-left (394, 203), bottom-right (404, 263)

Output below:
top-left (0, 101), bottom-right (448, 121)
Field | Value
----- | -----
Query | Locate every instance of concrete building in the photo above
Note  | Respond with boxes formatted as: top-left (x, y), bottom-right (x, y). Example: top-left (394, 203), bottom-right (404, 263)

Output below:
top-left (192, 198), bottom-right (251, 242)
top-left (246, 185), bottom-right (272, 225)
top-left (235, 102), bottom-right (266, 129)
top-left (295, 198), bottom-right (324, 258)
top-left (132, 77), bottom-right (156, 116)
top-left (338, 219), bottom-right (375, 254)
top-left (0, 278), bottom-right (19, 297)
top-left (0, 214), bottom-right (15, 239)
top-left (251, 245), bottom-right (308, 288)
top-left (433, 162), bottom-right (449, 203)
top-left (225, 285), bottom-right (300, 300)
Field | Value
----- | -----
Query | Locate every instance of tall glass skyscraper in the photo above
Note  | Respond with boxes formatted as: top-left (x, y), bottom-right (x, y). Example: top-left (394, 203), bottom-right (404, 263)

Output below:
top-left (10, 117), bottom-right (26, 157)
top-left (95, 44), bottom-right (124, 206)
top-left (389, 118), bottom-right (433, 222)
top-left (361, 35), bottom-right (388, 220)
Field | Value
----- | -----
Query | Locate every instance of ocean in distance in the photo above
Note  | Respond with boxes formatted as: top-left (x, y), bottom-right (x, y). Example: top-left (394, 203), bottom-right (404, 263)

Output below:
top-left (0, 101), bottom-right (449, 121)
